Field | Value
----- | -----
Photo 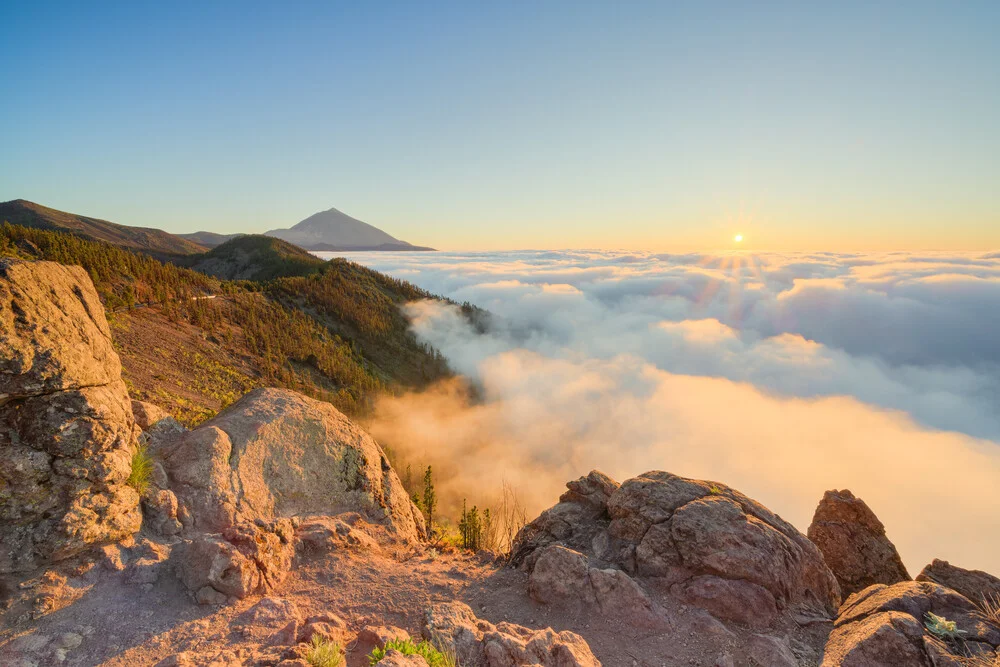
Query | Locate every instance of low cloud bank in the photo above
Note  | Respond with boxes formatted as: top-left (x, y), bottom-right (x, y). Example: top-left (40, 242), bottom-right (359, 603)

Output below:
top-left (327, 249), bottom-right (1000, 574)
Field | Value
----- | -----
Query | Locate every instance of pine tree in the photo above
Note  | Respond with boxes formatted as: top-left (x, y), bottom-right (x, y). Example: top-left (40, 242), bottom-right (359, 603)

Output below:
top-left (422, 465), bottom-right (437, 537)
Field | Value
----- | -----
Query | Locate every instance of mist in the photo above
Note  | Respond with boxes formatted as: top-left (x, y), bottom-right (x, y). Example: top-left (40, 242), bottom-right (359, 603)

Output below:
top-left (327, 249), bottom-right (1000, 575)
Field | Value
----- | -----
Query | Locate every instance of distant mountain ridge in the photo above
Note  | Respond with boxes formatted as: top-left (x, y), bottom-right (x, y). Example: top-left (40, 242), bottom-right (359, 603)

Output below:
top-left (181, 207), bottom-right (434, 251)
top-left (0, 199), bottom-right (206, 256)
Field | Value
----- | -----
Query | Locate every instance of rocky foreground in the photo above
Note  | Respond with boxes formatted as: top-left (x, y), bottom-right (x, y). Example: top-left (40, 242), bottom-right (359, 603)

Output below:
top-left (1, 259), bottom-right (999, 666)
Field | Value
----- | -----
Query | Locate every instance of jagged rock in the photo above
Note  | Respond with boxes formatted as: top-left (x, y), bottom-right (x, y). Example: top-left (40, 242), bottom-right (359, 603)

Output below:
top-left (232, 597), bottom-right (301, 640)
top-left (528, 545), bottom-right (668, 628)
top-left (142, 489), bottom-right (183, 536)
top-left (510, 471), bottom-right (618, 570)
top-left (423, 601), bottom-right (599, 667)
top-left (172, 519), bottom-right (295, 601)
top-left (131, 400), bottom-right (170, 430)
top-left (822, 581), bottom-right (1000, 666)
top-left (916, 559), bottom-right (1000, 607)
top-left (156, 388), bottom-right (424, 541)
top-left (356, 625), bottom-right (411, 653)
top-left (0, 259), bottom-right (142, 573)
top-left (513, 470), bottom-right (841, 634)
top-left (295, 516), bottom-right (380, 557)
top-left (808, 489), bottom-right (910, 596)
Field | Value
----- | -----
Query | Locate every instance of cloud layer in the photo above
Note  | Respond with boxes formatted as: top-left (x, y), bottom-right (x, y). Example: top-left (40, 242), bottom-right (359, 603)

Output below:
top-left (324, 249), bottom-right (1000, 574)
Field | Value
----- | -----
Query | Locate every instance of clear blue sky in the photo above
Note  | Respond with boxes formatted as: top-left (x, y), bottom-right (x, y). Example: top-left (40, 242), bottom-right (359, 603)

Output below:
top-left (2, 1), bottom-right (998, 250)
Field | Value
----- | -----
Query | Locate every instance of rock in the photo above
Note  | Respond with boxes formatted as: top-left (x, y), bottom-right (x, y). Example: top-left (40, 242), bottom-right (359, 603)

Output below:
top-left (172, 520), bottom-right (295, 600)
top-left (510, 471), bottom-right (618, 570)
top-left (822, 581), bottom-right (1000, 666)
top-left (514, 470), bottom-right (841, 632)
top-left (356, 625), bottom-right (411, 651)
top-left (916, 559), bottom-right (1000, 607)
top-left (142, 489), bottom-right (183, 536)
top-left (0, 259), bottom-right (142, 573)
top-left (423, 600), bottom-right (599, 667)
top-left (232, 597), bottom-right (301, 641)
top-left (295, 516), bottom-right (380, 557)
top-left (672, 575), bottom-right (778, 628)
top-left (131, 400), bottom-right (169, 430)
top-left (157, 388), bottom-right (424, 541)
top-left (528, 545), bottom-right (668, 629)
top-left (378, 650), bottom-right (429, 667)
top-left (746, 634), bottom-right (797, 667)
top-left (266, 619), bottom-right (300, 646)
top-left (808, 489), bottom-right (910, 596)
top-left (298, 619), bottom-right (347, 645)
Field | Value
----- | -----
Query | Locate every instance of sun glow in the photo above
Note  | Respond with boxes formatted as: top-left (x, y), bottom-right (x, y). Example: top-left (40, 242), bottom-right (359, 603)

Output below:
top-left (734, 234), bottom-right (743, 243)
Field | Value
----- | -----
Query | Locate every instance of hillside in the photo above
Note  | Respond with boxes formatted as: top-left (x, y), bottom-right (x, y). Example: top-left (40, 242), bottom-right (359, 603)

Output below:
top-left (0, 199), bottom-right (207, 256)
top-left (266, 206), bottom-right (434, 251)
top-left (185, 235), bottom-right (327, 281)
top-left (0, 222), bottom-right (448, 424)
top-left (177, 230), bottom-right (243, 247)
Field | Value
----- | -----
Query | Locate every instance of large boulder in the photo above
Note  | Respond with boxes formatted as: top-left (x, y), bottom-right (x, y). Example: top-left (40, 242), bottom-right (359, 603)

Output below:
top-left (0, 259), bottom-right (142, 573)
top-left (423, 601), bottom-right (599, 667)
top-left (916, 559), bottom-right (1000, 607)
top-left (513, 471), bottom-right (841, 625)
top-left (822, 581), bottom-right (1000, 666)
top-left (808, 489), bottom-right (910, 597)
top-left (156, 388), bottom-right (424, 541)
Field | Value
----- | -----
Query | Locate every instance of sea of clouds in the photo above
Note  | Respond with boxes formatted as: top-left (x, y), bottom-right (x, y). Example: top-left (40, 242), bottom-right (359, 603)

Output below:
top-left (321, 249), bottom-right (1000, 574)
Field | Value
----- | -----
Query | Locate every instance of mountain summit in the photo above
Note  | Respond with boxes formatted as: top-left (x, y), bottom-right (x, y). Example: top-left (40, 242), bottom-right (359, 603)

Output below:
top-left (264, 207), bottom-right (433, 251)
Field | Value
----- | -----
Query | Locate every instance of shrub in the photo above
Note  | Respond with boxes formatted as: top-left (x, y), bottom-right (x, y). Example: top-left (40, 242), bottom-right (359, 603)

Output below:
top-left (369, 638), bottom-right (456, 667)
top-left (127, 443), bottom-right (153, 496)
top-left (924, 612), bottom-right (967, 639)
top-left (306, 635), bottom-right (343, 667)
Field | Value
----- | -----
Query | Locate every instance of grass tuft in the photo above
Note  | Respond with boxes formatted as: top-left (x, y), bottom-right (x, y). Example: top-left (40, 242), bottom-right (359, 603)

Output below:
top-left (127, 443), bottom-right (154, 496)
top-left (306, 635), bottom-right (343, 667)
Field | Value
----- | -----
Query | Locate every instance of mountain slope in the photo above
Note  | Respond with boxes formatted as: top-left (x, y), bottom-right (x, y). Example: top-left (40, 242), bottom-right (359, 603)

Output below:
top-left (265, 207), bottom-right (433, 251)
top-left (186, 235), bottom-right (327, 281)
top-left (0, 222), bottom-right (449, 424)
top-left (0, 199), bottom-right (207, 256)
top-left (177, 230), bottom-right (242, 247)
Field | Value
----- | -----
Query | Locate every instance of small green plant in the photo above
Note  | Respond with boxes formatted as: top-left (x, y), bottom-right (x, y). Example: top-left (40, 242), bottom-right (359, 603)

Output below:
top-left (709, 484), bottom-right (723, 495)
top-left (306, 634), bottom-right (343, 667)
top-left (369, 638), bottom-right (456, 667)
top-left (127, 443), bottom-right (154, 495)
top-left (925, 612), bottom-right (967, 639)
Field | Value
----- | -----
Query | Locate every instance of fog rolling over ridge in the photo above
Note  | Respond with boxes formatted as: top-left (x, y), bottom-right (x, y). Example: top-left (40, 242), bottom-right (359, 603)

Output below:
top-left (320, 249), bottom-right (1000, 575)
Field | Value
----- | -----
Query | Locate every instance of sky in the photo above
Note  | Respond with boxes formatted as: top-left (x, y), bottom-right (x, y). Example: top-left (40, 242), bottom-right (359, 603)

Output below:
top-left (2, 2), bottom-right (998, 251)
top-left (329, 248), bottom-right (1000, 574)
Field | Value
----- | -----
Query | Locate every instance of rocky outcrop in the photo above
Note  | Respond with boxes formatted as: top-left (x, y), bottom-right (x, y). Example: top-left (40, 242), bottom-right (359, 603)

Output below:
top-left (528, 544), bottom-right (668, 629)
top-left (0, 259), bottom-right (142, 573)
top-left (513, 470), bottom-right (841, 634)
top-left (131, 400), bottom-right (169, 430)
top-left (808, 489), bottom-right (910, 597)
top-left (155, 388), bottom-right (424, 541)
top-left (822, 581), bottom-right (1000, 666)
top-left (423, 601), bottom-right (599, 667)
top-left (171, 518), bottom-right (296, 602)
top-left (916, 559), bottom-right (1000, 607)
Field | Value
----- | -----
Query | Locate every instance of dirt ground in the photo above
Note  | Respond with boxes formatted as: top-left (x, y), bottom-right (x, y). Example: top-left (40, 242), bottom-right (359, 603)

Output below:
top-left (0, 535), bottom-right (829, 667)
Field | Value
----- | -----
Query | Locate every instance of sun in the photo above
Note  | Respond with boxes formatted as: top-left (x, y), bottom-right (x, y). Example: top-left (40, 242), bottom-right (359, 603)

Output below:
top-left (734, 234), bottom-right (743, 243)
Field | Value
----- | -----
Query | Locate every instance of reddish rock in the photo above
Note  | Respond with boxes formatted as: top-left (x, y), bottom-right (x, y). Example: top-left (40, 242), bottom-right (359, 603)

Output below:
top-left (916, 559), bottom-right (1000, 607)
top-left (808, 489), bottom-right (910, 596)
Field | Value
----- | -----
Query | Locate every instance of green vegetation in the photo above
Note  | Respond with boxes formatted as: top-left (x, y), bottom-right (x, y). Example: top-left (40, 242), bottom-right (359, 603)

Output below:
top-left (369, 638), bottom-right (456, 667)
top-left (924, 612), bottom-right (967, 639)
top-left (458, 501), bottom-right (493, 552)
top-left (0, 222), bottom-right (451, 421)
top-left (305, 635), bottom-right (343, 667)
top-left (188, 234), bottom-right (327, 281)
top-left (127, 444), bottom-right (154, 496)
top-left (423, 466), bottom-right (438, 536)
